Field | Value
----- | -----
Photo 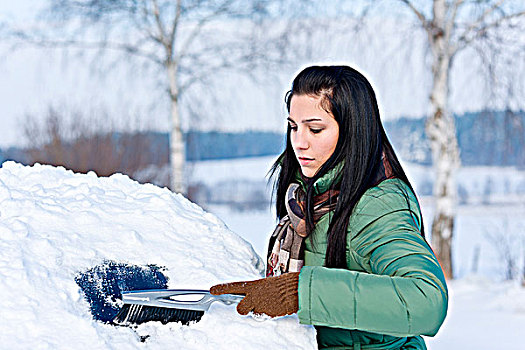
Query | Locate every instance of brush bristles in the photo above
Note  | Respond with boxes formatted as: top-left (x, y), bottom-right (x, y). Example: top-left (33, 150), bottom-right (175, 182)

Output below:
top-left (112, 304), bottom-right (205, 325)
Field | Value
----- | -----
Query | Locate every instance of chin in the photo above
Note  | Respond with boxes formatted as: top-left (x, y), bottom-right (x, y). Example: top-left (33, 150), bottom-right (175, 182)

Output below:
top-left (300, 168), bottom-right (315, 178)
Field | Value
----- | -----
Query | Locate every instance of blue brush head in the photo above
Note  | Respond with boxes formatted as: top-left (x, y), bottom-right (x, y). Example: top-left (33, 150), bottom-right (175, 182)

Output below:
top-left (75, 260), bottom-right (169, 323)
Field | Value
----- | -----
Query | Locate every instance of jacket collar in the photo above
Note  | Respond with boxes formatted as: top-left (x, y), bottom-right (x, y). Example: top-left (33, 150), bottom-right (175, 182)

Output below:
top-left (295, 161), bottom-right (344, 195)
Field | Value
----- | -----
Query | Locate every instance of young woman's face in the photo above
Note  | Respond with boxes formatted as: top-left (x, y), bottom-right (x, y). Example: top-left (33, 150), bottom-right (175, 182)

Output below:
top-left (288, 94), bottom-right (339, 177)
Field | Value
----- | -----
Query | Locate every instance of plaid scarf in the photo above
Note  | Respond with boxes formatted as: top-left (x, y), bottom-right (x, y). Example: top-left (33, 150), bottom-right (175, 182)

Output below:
top-left (266, 183), bottom-right (339, 277)
top-left (265, 153), bottom-right (393, 277)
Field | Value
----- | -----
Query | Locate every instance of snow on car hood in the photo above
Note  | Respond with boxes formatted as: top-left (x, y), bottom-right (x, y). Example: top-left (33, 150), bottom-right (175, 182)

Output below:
top-left (0, 161), bottom-right (316, 349)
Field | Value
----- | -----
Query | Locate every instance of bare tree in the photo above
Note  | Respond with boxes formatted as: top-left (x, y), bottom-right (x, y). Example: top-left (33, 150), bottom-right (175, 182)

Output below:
top-left (389, 0), bottom-right (525, 278)
top-left (9, 0), bottom-right (289, 194)
top-left (23, 106), bottom-right (165, 182)
top-left (485, 221), bottom-right (522, 281)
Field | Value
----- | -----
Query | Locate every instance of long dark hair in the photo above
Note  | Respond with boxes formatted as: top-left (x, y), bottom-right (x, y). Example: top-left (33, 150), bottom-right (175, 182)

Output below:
top-left (270, 65), bottom-right (424, 268)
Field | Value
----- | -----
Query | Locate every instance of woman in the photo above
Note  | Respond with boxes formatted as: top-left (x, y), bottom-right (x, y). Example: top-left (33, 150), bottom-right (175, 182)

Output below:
top-left (211, 65), bottom-right (448, 349)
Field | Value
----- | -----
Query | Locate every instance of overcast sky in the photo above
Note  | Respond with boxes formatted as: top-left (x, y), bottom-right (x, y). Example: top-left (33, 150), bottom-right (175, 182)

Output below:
top-left (1, 1), bottom-right (522, 148)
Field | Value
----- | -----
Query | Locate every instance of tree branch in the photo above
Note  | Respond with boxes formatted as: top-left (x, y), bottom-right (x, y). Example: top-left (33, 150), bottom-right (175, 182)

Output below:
top-left (169, 0), bottom-right (183, 53)
top-left (455, 0), bottom-right (507, 47)
top-left (399, 0), bottom-right (429, 28)
top-left (150, 0), bottom-right (169, 47)
top-left (454, 9), bottom-right (525, 53)
top-left (132, 1), bottom-right (164, 46)
top-left (11, 31), bottom-right (163, 65)
top-left (175, 0), bottom-right (234, 65)
top-left (445, 0), bottom-right (464, 40)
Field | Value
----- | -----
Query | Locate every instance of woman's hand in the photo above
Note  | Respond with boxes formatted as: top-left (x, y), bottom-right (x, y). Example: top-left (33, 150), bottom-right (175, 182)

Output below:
top-left (210, 272), bottom-right (300, 317)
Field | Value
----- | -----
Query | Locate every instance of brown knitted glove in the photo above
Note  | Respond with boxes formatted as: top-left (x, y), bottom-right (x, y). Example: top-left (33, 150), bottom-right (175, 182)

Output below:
top-left (210, 272), bottom-right (299, 317)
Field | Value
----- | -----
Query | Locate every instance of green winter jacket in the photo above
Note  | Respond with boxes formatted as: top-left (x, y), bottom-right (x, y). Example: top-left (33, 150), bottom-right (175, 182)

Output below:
top-left (295, 166), bottom-right (448, 349)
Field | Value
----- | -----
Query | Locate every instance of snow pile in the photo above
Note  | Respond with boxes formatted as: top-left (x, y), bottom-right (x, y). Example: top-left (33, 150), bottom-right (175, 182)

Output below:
top-left (0, 162), bottom-right (316, 349)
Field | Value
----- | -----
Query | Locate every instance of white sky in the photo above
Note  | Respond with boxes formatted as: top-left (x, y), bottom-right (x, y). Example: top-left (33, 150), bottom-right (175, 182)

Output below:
top-left (0, 1), bottom-right (522, 148)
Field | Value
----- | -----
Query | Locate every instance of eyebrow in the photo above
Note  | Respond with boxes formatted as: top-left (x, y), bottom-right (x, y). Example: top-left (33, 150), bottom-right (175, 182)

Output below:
top-left (287, 117), bottom-right (323, 123)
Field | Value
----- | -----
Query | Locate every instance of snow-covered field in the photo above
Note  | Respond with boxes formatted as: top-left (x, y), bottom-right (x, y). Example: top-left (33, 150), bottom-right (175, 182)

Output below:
top-left (0, 161), bottom-right (316, 349)
top-left (2, 158), bottom-right (525, 349)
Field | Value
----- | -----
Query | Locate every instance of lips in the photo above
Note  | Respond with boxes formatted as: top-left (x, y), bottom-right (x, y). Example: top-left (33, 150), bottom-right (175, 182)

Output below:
top-left (298, 157), bottom-right (314, 166)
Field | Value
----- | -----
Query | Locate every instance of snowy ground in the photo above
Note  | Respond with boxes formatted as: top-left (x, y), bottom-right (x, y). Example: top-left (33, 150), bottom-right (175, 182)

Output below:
top-left (426, 277), bottom-right (525, 349)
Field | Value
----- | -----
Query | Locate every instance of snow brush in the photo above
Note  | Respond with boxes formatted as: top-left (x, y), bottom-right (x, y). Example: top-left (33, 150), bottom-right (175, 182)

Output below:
top-left (76, 261), bottom-right (243, 326)
top-left (112, 289), bottom-right (244, 326)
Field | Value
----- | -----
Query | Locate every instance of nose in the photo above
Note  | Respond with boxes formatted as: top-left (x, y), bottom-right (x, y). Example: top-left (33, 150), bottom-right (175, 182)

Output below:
top-left (292, 127), bottom-right (309, 150)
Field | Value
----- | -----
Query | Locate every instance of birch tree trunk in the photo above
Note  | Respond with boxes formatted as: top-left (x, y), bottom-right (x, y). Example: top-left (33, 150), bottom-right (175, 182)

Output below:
top-left (426, 56), bottom-right (460, 279)
top-left (426, 0), bottom-right (460, 279)
top-left (397, 0), bottom-right (525, 279)
top-left (167, 61), bottom-right (186, 194)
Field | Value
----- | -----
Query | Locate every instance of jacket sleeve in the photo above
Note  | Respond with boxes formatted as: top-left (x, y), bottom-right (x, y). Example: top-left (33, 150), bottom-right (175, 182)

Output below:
top-left (297, 188), bottom-right (448, 337)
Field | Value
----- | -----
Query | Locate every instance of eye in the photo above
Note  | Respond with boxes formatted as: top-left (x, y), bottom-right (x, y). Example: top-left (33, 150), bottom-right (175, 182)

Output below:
top-left (310, 128), bottom-right (323, 134)
top-left (289, 123), bottom-right (297, 131)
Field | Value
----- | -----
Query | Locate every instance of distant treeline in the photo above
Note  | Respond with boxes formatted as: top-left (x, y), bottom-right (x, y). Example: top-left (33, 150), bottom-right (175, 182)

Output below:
top-left (1, 110), bottom-right (524, 167)
top-left (185, 131), bottom-right (285, 161)
top-left (384, 109), bottom-right (525, 167)
top-left (0, 131), bottom-right (285, 165)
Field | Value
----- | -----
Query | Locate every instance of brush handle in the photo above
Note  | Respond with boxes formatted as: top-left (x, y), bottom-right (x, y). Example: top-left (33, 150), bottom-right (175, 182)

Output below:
top-left (212, 292), bottom-right (245, 305)
top-left (121, 289), bottom-right (243, 312)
